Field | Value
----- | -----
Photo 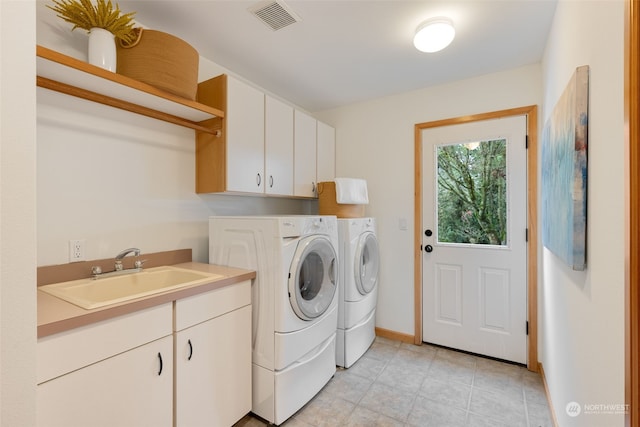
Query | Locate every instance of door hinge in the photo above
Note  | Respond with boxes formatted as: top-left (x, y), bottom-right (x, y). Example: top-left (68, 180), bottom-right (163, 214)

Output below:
top-left (526, 228), bottom-right (529, 242)
top-left (526, 321), bottom-right (529, 335)
top-left (525, 135), bottom-right (529, 149)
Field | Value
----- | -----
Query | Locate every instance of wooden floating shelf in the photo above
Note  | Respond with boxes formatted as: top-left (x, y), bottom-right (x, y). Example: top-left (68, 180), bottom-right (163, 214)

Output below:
top-left (36, 45), bottom-right (224, 135)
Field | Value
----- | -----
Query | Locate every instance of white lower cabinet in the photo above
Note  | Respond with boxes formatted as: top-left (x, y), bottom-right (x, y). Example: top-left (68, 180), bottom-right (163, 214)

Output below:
top-left (37, 303), bottom-right (173, 427)
top-left (37, 335), bottom-right (173, 427)
top-left (175, 281), bottom-right (252, 427)
top-left (37, 281), bottom-right (252, 427)
top-left (175, 305), bottom-right (252, 427)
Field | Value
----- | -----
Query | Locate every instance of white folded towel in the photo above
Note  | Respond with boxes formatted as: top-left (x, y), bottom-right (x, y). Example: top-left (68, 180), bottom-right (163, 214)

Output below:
top-left (334, 178), bottom-right (369, 204)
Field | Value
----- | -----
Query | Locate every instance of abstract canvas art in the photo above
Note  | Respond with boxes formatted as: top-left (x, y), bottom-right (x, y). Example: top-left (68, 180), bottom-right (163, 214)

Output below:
top-left (541, 65), bottom-right (589, 271)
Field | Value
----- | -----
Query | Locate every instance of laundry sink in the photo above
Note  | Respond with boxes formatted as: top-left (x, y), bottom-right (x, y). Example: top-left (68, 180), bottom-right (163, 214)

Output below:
top-left (39, 266), bottom-right (224, 309)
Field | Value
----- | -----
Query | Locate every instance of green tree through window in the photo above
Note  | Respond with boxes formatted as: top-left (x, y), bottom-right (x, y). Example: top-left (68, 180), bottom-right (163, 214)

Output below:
top-left (437, 139), bottom-right (507, 245)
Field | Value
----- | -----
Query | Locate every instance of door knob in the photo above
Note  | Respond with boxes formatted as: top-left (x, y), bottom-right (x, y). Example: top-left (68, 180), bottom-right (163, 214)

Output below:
top-left (425, 245), bottom-right (433, 253)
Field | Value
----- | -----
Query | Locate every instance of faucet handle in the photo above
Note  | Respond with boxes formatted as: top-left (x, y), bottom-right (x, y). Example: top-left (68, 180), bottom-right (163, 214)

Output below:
top-left (134, 259), bottom-right (147, 269)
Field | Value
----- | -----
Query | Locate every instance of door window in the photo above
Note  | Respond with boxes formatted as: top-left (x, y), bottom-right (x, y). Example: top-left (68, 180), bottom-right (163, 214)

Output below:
top-left (436, 139), bottom-right (508, 246)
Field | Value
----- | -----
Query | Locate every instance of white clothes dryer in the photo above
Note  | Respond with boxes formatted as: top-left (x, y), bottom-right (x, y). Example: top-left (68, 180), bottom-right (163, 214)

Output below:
top-left (337, 217), bottom-right (380, 368)
top-left (209, 215), bottom-right (339, 425)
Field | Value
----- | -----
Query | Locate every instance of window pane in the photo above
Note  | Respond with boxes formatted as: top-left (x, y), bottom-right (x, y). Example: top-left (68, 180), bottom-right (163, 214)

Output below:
top-left (437, 139), bottom-right (507, 246)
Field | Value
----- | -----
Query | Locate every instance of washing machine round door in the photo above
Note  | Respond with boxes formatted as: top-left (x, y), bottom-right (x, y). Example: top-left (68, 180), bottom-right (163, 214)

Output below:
top-left (355, 232), bottom-right (379, 295)
top-left (288, 235), bottom-right (337, 320)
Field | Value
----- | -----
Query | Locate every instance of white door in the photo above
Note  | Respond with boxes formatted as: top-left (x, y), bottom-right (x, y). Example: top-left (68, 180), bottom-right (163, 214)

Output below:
top-left (421, 115), bottom-right (527, 364)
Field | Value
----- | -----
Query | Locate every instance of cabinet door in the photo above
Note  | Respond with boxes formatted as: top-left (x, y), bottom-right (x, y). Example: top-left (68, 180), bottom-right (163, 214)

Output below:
top-left (265, 95), bottom-right (294, 196)
top-left (175, 305), bottom-right (252, 427)
top-left (227, 76), bottom-right (265, 193)
top-left (316, 121), bottom-right (336, 183)
top-left (37, 336), bottom-right (173, 427)
top-left (294, 110), bottom-right (318, 197)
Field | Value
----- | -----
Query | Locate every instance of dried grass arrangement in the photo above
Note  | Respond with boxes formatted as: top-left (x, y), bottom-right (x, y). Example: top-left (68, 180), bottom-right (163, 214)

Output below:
top-left (47, 0), bottom-right (138, 44)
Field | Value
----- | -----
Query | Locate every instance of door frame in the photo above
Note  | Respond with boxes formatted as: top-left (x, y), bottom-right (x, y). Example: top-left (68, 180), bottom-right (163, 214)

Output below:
top-left (413, 105), bottom-right (538, 371)
top-left (625, 0), bottom-right (639, 425)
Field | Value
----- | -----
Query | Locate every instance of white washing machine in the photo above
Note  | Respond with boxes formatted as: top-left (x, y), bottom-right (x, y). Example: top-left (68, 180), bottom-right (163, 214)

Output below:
top-left (209, 215), bottom-right (339, 425)
top-left (337, 217), bottom-right (380, 368)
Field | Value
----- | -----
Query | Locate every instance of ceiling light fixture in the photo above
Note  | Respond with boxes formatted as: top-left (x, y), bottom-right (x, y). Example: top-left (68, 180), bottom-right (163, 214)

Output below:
top-left (413, 17), bottom-right (455, 53)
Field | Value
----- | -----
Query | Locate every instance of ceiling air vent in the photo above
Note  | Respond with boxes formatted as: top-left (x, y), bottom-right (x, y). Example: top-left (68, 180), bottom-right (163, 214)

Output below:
top-left (249, 0), bottom-right (302, 31)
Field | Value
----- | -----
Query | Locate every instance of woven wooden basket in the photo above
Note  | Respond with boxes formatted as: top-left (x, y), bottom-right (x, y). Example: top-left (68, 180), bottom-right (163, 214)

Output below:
top-left (317, 181), bottom-right (365, 218)
top-left (117, 29), bottom-right (199, 100)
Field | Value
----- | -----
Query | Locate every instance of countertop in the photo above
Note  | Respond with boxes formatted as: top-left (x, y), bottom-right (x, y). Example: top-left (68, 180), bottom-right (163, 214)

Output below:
top-left (37, 262), bottom-right (255, 338)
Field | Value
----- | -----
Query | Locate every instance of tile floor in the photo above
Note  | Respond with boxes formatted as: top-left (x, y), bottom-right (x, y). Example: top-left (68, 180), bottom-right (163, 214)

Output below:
top-left (234, 337), bottom-right (554, 427)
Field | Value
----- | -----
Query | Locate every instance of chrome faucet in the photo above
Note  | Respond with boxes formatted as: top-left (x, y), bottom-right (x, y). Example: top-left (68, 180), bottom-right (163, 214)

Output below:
top-left (91, 247), bottom-right (145, 279)
top-left (115, 247), bottom-right (141, 271)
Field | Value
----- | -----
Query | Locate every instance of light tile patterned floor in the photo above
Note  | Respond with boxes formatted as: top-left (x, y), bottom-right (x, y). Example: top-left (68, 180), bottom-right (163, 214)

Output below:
top-left (234, 337), bottom-right (554, 427)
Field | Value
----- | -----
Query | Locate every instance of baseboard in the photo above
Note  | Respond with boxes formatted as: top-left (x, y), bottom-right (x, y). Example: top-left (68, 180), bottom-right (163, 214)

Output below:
top-left (375, 327), bottom-right (414, 344)
top-left (539, 362), bottom-right (559, 427)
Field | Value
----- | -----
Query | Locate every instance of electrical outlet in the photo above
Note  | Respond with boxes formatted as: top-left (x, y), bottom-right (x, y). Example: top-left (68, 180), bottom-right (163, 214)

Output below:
top-left (69, 239), bottom-right (86, 262)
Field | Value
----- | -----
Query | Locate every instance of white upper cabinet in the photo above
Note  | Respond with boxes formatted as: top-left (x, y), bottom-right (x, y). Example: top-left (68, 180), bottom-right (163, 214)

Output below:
top-left (36, 49), bottom-right (333, 199)
top-left (265, 95), bottom-right (294, 196)
top-left (316, 121), bottom-right (336, 184)
top-left (196, 74), bottom-right (335, 198)
top-left (294, 110), bottom-right (318, 197)
top-left (226, 76), bottom-right (266, 193)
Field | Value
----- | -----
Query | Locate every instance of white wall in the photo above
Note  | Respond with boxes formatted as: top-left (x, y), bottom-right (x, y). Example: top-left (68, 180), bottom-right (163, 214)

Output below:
top-left (316, 65), bottom-right (541, 336)
top-left (0, 1), bottom-right (37, 426)
top-left (35, 1), bottom-right (313, 266)
top-left (539, 1), bottom-right (625, 426)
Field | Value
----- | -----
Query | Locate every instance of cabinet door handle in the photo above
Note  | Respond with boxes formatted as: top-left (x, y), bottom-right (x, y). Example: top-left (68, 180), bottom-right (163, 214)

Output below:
top-left (256, 173), bottom-right (262, 187)
top-left (269, 175), bottom-right (274, 188)
top-left (187, 339), bottom-right (193, 361)
top-left (312, 182), bottom-right (316, 195)
top-left (157, 352), bottom-right (163, 376)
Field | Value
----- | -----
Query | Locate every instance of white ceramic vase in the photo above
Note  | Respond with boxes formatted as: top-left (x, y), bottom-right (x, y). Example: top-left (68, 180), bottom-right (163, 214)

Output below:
top-left (88, 27), bottom-right (116, 72)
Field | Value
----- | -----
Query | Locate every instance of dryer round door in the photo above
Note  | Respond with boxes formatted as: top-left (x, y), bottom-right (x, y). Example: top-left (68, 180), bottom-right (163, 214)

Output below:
top-left (354, 232), bottom-right (380, 295)
top-left (288, 235), bottom-right (337, 320)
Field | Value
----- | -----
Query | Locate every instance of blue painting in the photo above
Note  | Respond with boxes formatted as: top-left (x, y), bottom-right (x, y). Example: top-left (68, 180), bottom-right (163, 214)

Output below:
top-left (542, 65), bottom-right (589, 271)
